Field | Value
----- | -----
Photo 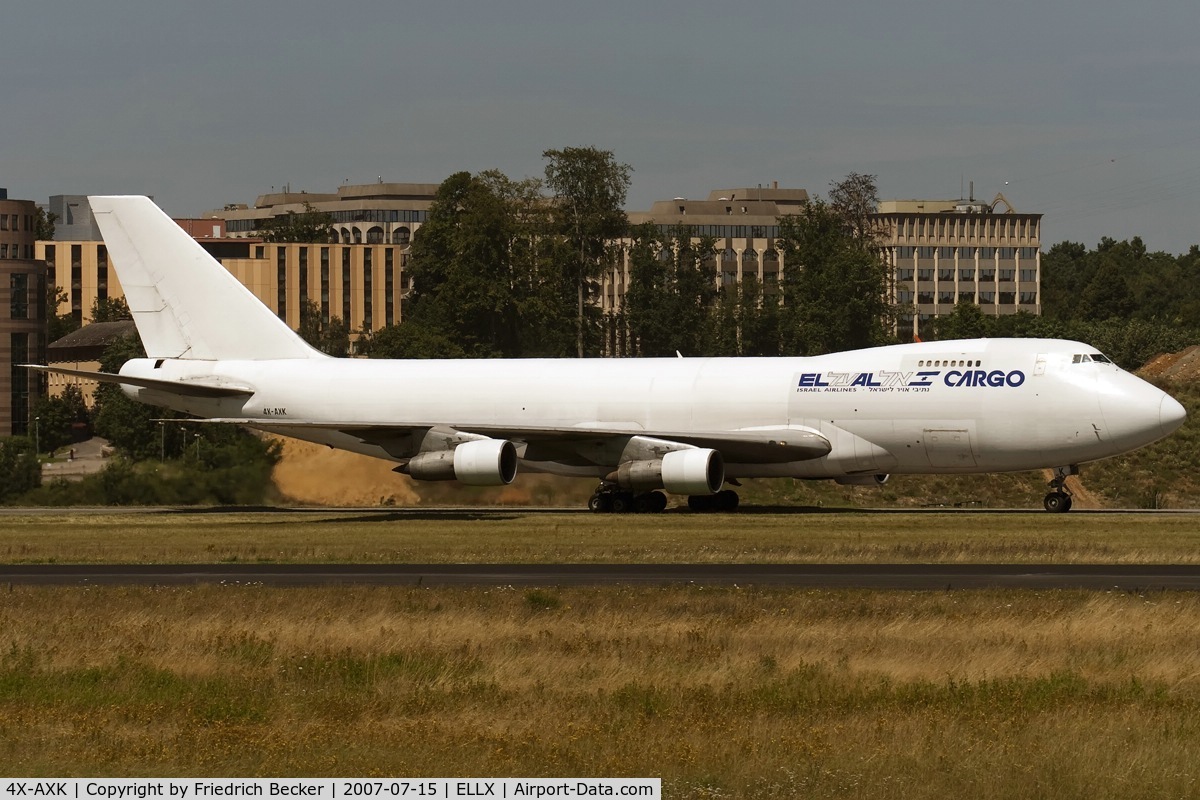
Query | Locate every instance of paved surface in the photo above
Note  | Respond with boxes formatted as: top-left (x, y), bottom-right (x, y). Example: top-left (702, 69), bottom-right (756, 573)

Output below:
top-left (40, 436), bottom-right (111, 480)
top-left (3, 563), bottom-right (1200, 590)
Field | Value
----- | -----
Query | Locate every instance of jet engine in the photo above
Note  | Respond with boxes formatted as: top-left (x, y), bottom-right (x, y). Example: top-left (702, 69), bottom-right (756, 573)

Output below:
top-left (403, 439), bottom-right (518, 486)
top-left (609, 448), bottom-right (724, 495)
top-left (834, 473), bottom-right (890, 487)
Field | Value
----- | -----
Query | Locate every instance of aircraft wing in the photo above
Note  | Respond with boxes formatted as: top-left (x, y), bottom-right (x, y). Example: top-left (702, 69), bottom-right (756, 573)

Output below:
top-left (199, 418), bottom-right (833, 464)
top-left (22, 365), bottom-right (255, 399)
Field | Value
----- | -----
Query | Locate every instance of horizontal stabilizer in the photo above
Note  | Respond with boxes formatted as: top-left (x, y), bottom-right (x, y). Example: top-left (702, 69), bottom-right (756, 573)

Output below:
top-left (22, 365), bottom-right (254, 399)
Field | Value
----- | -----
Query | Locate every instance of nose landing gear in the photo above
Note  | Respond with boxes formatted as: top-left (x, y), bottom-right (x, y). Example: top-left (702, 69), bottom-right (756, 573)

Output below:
top-left (1044, 465), bottom-right (1077, 513)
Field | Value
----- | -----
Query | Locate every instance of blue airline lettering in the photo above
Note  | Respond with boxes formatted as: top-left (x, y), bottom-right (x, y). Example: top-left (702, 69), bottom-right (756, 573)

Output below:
top-left (798, 373), bottom-right (829, 387)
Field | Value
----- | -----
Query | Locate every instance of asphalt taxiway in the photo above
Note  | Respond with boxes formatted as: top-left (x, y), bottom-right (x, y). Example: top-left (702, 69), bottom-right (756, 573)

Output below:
top-left (4, 562), bottom-right (1200, 590)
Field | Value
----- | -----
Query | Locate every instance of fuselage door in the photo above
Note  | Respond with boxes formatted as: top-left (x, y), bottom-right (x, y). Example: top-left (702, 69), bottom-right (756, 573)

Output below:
top-left (923, 428), bottom-right (977, 468)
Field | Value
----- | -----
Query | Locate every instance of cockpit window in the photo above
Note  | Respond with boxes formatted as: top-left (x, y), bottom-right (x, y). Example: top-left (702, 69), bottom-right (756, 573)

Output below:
top-left (1072, 352), bottom-right (1114, 364)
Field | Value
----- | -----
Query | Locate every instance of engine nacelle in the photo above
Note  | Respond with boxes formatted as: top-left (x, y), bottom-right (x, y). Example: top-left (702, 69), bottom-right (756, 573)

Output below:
top-left (662, 448), bottom-right (724, 495)
top-left (834, 473), bottom-right (890, 487)
top-left (609, 448), bottom-right (724, 495)
top-left (404, 439), bottom-right (518, 486)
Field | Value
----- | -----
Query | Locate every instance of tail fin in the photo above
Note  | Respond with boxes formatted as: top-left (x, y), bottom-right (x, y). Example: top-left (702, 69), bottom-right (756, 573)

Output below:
top-left (89, 195), bottom-right (325, 361)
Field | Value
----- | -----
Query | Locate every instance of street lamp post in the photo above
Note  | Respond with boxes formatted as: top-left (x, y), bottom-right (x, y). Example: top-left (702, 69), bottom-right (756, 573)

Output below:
top-left (34, 416), bottom-right (39, 456)
top-left (159, 421), bottom-right (165, 463)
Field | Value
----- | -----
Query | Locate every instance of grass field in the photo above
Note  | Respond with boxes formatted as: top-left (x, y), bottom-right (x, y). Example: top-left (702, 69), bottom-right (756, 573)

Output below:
top-left (3, 510), bottom-right (1200, 796)
top-left (1, 508), bottom-right (1199, 564)
top-left (3, 584), bottom-right (1200, 797)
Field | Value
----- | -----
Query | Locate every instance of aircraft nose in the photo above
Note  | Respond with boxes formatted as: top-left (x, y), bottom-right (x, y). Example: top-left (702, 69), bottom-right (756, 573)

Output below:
top-left (1099, 376), bottom-right (1185, 448)
top-left (1159, 392), bottom-right (1187, 438)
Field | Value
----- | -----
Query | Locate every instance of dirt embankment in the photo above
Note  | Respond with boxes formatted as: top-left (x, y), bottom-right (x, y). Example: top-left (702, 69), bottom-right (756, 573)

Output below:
top-left (269, 435), bottom-right (592, 507)
top-left (1138, 345), bottom-right (1200, 382)
top-left (270, 437), bottom-right (422, 507)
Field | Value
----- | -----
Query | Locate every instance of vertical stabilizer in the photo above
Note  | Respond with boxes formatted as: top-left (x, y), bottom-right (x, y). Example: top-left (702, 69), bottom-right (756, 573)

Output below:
top-left (88, 195), bottom-right (325, 361)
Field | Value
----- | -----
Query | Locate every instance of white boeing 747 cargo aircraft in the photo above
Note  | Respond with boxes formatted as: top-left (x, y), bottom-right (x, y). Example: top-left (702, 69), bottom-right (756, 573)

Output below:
top-left (31, 196), bottom-right (1187, 513)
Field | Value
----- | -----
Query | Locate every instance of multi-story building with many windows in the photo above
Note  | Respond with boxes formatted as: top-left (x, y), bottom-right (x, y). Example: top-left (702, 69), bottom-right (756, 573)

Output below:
top-left (876, 196), bottom-right (1043, 338)
top-left (604, 186), bottom-right (1042, 341)
top-left (1, 189), bottom-right (47, 436)
top-left (38, 239), bottom-right (410, 338)
top-left (602, 185), bottom-right (808, 314)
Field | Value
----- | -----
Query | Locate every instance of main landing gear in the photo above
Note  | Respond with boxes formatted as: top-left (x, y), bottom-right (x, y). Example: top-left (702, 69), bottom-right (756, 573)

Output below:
top-left (586, 485), bottom-right (741, 513)
top-left (588, 486), bottom-right (668, 514)
top-left (1044, 465), bottom-right (1077, 513)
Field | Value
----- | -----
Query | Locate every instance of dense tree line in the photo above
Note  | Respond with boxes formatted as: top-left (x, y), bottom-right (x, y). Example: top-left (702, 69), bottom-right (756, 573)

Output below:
top-left (364, 160), bottom-right (894, 360)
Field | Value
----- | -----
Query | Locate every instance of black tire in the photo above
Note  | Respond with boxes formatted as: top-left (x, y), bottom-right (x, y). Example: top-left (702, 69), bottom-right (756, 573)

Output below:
top-left (1043, 491), bottom-right (1070, 513)
top-left (648, 491), bottom-right (668, 513)
top-left (716, 489), bottom-right (740, 511)
top-left (588, 493), bottom-right (611, 513)
top-left (611, 493), bottom-right (633, 514)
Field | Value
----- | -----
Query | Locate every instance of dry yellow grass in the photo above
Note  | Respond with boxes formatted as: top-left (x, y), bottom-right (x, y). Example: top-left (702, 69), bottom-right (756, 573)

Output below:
top-left (3, 585), bottom-right (1200, 797)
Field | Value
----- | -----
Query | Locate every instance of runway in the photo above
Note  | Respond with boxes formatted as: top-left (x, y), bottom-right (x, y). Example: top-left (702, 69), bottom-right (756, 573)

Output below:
top-left (4, 562), bottom-right (1200, 590)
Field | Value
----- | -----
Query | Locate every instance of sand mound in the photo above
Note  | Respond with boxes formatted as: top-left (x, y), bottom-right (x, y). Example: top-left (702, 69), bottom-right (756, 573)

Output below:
top-left (270, 436), bottom-right (421, 507)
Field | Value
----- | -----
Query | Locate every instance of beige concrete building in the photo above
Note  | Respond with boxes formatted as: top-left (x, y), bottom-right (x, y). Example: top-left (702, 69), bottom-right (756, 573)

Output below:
top-left (1, 190), bottom-right (47, 436)
top-left (603, 185), bottom-right (808, 313)
top-left (605, 186), bottom-right (1043, 340)
top-left (876, 196), bottom-right (1043, 337)
top-left (209, 182), bottom-right (436, 246)
top-left (38, 239), bottom-right (410, 340)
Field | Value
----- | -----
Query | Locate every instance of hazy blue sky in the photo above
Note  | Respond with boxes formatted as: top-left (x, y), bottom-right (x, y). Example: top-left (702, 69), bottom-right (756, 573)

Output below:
top-left (4, 1), bottom-right (1200, 253)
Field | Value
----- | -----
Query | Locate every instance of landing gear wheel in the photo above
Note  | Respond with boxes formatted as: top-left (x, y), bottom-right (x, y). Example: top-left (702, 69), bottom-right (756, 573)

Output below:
top-left (1044, 466), bottom-right (1078, 513)
top-left (588, 493), bottom-right (612, 513)
top-left (647, 491), bottom-right (668, 513)
top-left (688, 490), bottom-right (739, 512)
top-left (610, 492), bottom-right (634, 514)
top-left (1043, 491), bottom-right (1071, 513)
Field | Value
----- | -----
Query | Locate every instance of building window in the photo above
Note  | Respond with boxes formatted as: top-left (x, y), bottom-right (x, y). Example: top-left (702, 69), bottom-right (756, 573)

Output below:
top-left (320, 248), bottom-right (330, 321)
top-left (1020, 292), bottom-right (1037, 305)
top-left (363, 248), bottom-right (373, 332)
top-left (367, 227), bottom-right (384, 245)
top-left (97, 246), bottom-right (108, 301)
top-left (342, 250), bottom-right (351, 325)
top-left (10, 273), bottom-right (29, 319)
top-left (276, 248), bottom-right (287, 320)
top-left (10, 332), bottom-right (29, 435)
top-left (385, 249), bottom-right (395, 326)
top-left (1020, 269), bottom-right (1037, 282)
top-left (393, 227), bottom-right (411, 245)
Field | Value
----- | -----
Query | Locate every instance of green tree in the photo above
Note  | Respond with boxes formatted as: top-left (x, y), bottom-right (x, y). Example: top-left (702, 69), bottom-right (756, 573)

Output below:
top-left (359, 322), bottom-right (465, 360)
top-left (46, 285), bottom-right (78, 343)
top-left (298, 298), bottom-right (350, 357)
top-left (261, 202), bottom-right (335, 243)
top-left (30, 385), bottom-right (89, 454)
top-left (776, 196), bottom-right (895, 356)
top-left (34, 207), bottom-right (57, 241)
top-left (543, 146), bottom-right (632, 357)
top-left (0, 437), bottom-right (40, 501)
top-left (403, 171), bottom-right (522, 358)
top-left (930, 301), bottom-right (991, 340)
top-left (90, 295), bottom-right (132, 323)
